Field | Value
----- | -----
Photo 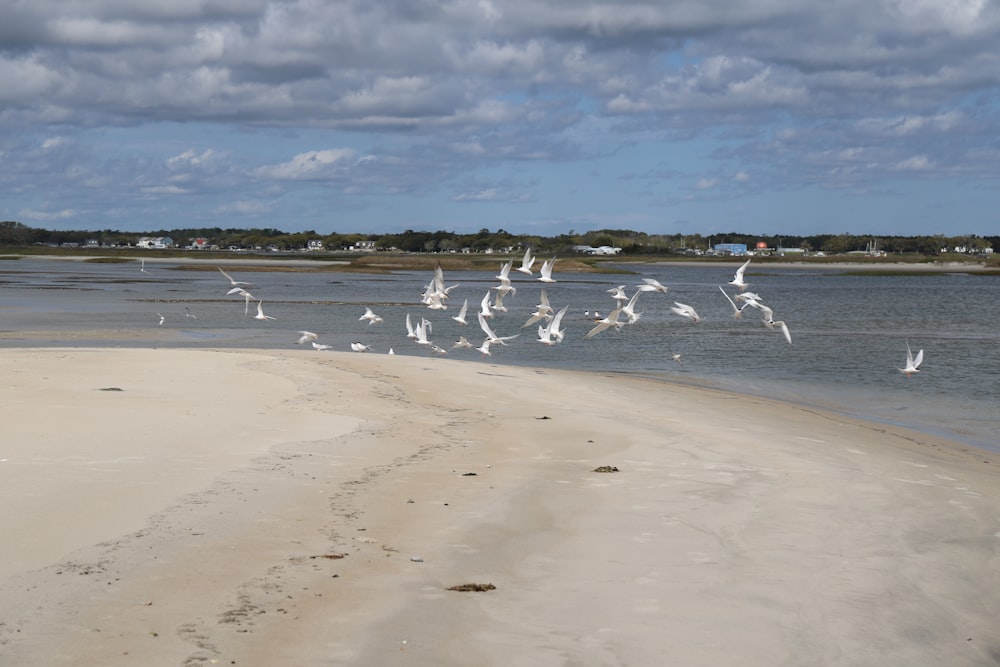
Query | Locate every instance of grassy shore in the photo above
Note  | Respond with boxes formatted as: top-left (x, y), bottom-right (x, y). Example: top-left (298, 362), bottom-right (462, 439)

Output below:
top-left (2, 245), bottom-right (997, 274)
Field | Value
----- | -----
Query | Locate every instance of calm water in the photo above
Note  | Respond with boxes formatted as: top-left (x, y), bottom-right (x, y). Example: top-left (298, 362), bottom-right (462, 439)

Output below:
top-left (2, 256), bottom-right (998, 452)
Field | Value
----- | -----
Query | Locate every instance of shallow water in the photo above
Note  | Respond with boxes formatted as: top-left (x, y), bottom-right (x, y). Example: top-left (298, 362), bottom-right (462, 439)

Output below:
top-left (2, 257), bottom-right (998, 452)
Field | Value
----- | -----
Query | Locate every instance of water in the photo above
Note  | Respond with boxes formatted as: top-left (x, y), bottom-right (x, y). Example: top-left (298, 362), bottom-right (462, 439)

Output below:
top-left (2, 256), bottom-right (998, 452)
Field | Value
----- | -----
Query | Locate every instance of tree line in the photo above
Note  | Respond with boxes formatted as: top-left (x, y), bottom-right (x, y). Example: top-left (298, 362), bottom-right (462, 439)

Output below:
top-left (0, 220), bottom-right (995, 257)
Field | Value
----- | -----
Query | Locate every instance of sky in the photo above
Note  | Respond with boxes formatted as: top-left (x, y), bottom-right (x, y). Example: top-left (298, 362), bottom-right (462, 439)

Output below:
top-left (2, 0), bottom-right (999, 238)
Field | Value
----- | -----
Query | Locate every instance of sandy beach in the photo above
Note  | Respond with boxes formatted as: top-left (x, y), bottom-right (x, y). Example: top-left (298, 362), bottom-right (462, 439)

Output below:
top-left (1, 348), bottom-right (998, 665)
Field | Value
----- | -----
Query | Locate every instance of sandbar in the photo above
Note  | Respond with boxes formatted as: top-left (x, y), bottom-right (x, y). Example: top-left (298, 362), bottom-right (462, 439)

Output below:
top-left (1, 348), bottom-right (998, 665)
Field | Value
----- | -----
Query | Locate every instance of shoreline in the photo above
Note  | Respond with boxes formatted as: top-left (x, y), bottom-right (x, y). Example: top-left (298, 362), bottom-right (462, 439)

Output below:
top-left (4, 251), bottom-right (996, 273)
top-left (2, 348), bottom-right (998, 665)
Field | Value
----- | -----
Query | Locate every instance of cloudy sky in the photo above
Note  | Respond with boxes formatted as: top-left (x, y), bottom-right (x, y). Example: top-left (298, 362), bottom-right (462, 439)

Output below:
top-left (2, 0), bottom-right (999, 237)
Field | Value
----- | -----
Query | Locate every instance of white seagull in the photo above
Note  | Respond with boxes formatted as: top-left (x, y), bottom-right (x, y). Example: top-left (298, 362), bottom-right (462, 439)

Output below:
top-left (227, 287), bottom-right (256, 315)
top-left (219, 267), bottom-right (253, 287)
top-left (156, 312), bottom-right (164, 326)
top-left (522, 289), bottom-right (554, 328)
top-left (478, 312), bottom-right (519, 346)
top-left (451, 298), bottom-right (469, 325)
top-left (350, 342), bottom-right (372, 352)
top-left (254, 300), bottom-right (276, 321)
top-left (744, 301), bottom-right (792, 344)
top-left (452, 335), bottom-right (474, 350)
top-left (478, 291), bottom-right (494, 320)
top-left (636, 278), bottom-right (668, 293)
top-left (312, 341), bottom-right (333, 351)
top-left (359, 307), bottom-right (383, 325)
top-left (728, 258), bottom-right (752, 291)
top-left (537, 257), bottom-right (557, 283)
top-left (297, 330), bottom-right (319, 344)
top-left (899, 342), bottom-right (924, 376)
top-left (516, 246), bottom-right (536, 275)
top-left (621, 290), bottom-right (643, 324)
top-left (607, 285), bottom-right (630, 306)
top-left (719, 286), bottom-right (746, 319)
top-left (185, 307), bottom-right (197, 319)
top-left (538, 305), bottom-right (570, 345)
top-left (670, 302), bottom-right (701, 323)
top-left (413, 317), bottom-right (433, 346)
top-left (140, 258), bottom-right (149, 274)
top-left (764, 317), bottom-right (792, 345)
top-left (584, 308), bottom-right (624, 339)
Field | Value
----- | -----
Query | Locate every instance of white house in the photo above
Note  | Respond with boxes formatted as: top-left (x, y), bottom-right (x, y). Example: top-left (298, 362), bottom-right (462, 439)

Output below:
top-left (136, 237), bottom-right (174, 249)
top-left (573, 245), bottom-right (621, 255)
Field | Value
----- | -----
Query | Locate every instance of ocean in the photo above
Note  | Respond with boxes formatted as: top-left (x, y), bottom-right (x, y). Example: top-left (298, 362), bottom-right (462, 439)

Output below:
top-left (2, 256), bottom-right (998, 452)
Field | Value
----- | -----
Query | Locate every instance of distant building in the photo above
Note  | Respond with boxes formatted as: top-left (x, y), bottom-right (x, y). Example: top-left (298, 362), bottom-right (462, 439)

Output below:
top-left (573, 245), bottom-right (622, 255)
top-left (136, 237), bottom-right (174, 249)
top-left (713, 243), bottom-right (748, 256)
top-left (307, 240), bottom-right (325, 251)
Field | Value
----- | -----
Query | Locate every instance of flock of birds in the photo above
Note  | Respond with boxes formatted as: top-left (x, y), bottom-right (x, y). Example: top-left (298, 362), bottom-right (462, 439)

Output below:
top-left (144, 251), bottom-right (923, 375)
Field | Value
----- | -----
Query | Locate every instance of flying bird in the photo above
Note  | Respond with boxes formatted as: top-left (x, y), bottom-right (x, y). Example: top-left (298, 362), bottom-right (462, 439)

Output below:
top-left (254, 301), bottom-right (276, 321)
top-left (538, 305), bottom-right (570, 345)
top-left (620, 290), bottom-right (643, 324)
top-left (227, 287), bottom-right (256, 315)
top-left (359, 307), bottom-right (383, 325)
top-left (728, 258), bottom-right (752, 291)
top-left (452, 335), bottom-right (474, 350)
top-left (584, 308), bottom-right (624, 339)
top-left (719, 286), bottom-right (746, 319)
top-left (899, 341), bottom-right (924, 376)
top-left (451, 298), bottom-right (469, 325)
top-left (636, 278), bottom-right (668, 293)
top-left (537, 257), bottom-right (557, 283)
top-left (219, 267), bottom-right (253, 287)
top-left (515, 246), bottom-right (536, 275)
top-left (478, 312), bottom-right (519, 346)
top-left (522, 289), bottom-right (554, 328)
top-left (670, 302), bottom-right (701, 323)
top-left (297, 331), bottom-right (319, 344)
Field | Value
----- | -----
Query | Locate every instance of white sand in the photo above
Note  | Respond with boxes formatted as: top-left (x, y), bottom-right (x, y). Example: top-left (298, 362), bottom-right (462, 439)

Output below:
top-left (1, 348), bottom-right (998, 666)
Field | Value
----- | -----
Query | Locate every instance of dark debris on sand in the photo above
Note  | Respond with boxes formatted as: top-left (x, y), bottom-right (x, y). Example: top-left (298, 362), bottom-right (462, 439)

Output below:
top-left (447, 583), bottom-right (496, 592)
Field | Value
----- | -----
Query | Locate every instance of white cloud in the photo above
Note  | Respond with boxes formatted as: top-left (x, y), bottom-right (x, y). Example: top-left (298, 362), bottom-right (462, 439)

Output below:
top-left (18, 207), bottom-right (77, 221)
top-left (894, 155), bottom-right (933, 171)
top-left (255, 149), bottom-right (357, 180)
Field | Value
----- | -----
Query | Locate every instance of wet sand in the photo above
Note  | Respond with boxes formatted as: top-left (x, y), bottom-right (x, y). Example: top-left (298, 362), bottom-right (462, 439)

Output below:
top-left (1, 348), bottom-right (998, 665)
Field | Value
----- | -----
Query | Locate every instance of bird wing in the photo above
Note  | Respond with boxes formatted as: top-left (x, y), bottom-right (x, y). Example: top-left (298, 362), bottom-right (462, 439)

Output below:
top-left (478, 312), bottom-right (498, 339)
